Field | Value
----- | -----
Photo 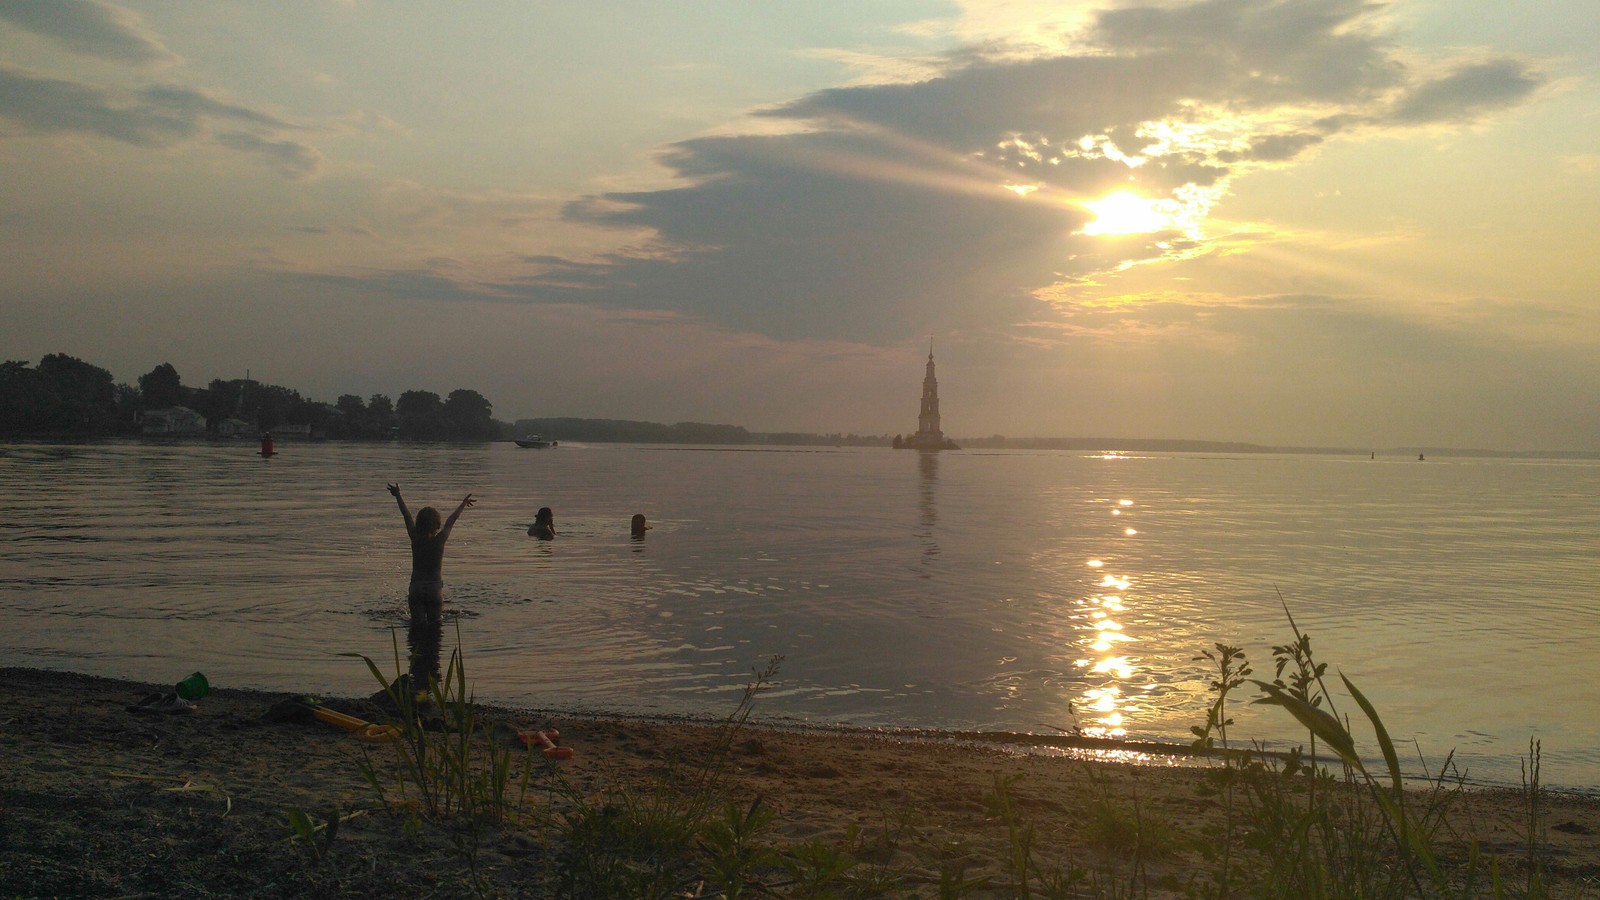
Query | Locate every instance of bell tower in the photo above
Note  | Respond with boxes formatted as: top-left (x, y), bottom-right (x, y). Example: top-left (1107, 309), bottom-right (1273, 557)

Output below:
top-left (905, 340), bottom-right (956, 450)
top-left (916, 342), bottom-right (942, 444)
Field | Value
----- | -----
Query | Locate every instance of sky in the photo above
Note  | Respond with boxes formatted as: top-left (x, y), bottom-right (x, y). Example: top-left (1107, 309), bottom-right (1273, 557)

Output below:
top-left (2, 0), bottom-right (1596, 450)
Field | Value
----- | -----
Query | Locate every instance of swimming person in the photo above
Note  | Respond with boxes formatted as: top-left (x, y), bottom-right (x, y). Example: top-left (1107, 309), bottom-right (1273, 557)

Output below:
top-left (388, 483), bottom-right (475, 625)
top-left (631, 513), bottom-right (651, 538)
top-left (529, 506), bottom-right (556, 540)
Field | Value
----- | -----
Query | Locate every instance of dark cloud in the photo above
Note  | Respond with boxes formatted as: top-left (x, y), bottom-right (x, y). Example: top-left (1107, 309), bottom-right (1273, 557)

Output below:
top-left (538, 129), bottom-right (1063, 340)
top-left (763, 53), bottom-right (1220, 158)
top-left (0, 65), bottom-right (190, 144)
top-left (0, 0), bottom-right (179, 68)
top-left (1090, 0), bottom-right (1403, 103)
top-left (295, 268), bottom-right (493, 304)
top-left (216, 130), bottom-right (322, 180)
top-left (1218, 132), bottom-right (1324, 162)
top-left (0, 64), bottom-right (320, 177)
top-left (1388, 58), bottom-right (1545, 124)
top-left (141, 84), bottom-right (292, 130)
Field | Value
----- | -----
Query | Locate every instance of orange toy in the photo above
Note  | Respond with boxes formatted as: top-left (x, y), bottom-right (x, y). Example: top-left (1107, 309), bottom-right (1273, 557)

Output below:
top-left (518, 728), bottom-right (574, 759)
top-left (311, 705), bottom-right (401, 743)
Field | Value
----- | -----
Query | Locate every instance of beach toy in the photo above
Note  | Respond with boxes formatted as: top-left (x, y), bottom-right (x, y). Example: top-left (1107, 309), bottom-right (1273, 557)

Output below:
top-left (176, 672), bottom-right (209, 701)
top-left (299, 700), bottom-right (401, 743)
top-left (518, 728), bottom-right (573, 759)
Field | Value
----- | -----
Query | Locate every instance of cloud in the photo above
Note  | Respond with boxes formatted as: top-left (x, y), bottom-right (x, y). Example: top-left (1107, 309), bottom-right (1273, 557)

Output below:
top-left (0, 0), bottom-right (179, 68)
top-left (0, 64), bottom-right (322, 177)
top-left (0, 64), bottom-right (190, 144)
top-left (1388, 58), bottom-right (1546, 124)
top-left (503, 0), bottom-right (1546, 346)
top-left (215, 130), bottom-right (323, 180)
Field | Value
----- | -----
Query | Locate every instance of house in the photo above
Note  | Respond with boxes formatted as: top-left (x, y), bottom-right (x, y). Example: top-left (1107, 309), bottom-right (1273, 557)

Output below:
top-left (141, 406), bottom-right (207, 436)
top-left (215, 418), bottom-right (254, 437)
top-left (272, 422), bottom-right (312, 439)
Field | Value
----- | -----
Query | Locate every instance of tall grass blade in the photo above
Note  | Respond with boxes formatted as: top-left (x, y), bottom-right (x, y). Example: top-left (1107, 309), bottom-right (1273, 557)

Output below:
top-left (1251, 680), bottom-right (1358, 767)
top-left (1341, 673), bottom-right (1401, 795)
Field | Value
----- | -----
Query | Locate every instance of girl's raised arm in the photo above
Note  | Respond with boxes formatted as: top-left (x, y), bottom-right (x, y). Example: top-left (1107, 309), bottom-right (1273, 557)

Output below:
top-left (388, 483), bottom-right (416, 538)
top-left (440, 493), bottom-right (475, 540)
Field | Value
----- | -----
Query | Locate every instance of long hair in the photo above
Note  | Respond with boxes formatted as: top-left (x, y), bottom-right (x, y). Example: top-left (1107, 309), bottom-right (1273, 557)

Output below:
top-left (415, 506), bottom-right (442, 538)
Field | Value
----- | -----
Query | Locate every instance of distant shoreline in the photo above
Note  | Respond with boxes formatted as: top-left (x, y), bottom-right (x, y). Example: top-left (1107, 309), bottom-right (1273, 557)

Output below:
top-left (7, 432), bottom-right (1600, 461)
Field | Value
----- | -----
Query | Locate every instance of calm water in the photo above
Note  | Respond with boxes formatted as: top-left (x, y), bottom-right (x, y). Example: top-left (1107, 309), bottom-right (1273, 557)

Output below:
top-left (4, 440), bottom-right (1598, 788)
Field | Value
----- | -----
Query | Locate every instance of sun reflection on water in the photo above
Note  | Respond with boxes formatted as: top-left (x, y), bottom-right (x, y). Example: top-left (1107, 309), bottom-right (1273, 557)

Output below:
top-left (1071, 496), bottom-right (1145, 738)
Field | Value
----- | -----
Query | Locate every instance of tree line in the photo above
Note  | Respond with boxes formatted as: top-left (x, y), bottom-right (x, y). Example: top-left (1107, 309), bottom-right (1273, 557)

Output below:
top-left (0, 353), bottom-right (503, 441)
top-left (511, 417), bottom-right (890, 447)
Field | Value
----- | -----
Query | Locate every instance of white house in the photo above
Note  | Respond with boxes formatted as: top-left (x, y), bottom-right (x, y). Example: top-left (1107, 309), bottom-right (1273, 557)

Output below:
top-left (141, 406), bottom-right (207, 436)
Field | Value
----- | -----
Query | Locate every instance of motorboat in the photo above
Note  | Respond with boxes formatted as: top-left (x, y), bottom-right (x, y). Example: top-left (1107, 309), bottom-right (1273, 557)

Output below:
top-left (515, 435), bottom-right (558, 448)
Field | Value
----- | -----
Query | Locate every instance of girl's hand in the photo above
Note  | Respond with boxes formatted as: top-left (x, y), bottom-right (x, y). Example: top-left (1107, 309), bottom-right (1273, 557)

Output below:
top-left (387, 483), bottom-right (401, 497)
top-left (462, 494), bottom-right (476, 508)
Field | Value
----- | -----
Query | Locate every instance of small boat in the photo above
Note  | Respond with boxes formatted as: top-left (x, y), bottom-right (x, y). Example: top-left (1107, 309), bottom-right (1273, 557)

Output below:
top-left (515, 435), bottom-right (558, 449)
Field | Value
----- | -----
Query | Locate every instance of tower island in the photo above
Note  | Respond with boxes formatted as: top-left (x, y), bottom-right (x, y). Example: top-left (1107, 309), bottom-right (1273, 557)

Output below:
top-left (893, 344), bottom-right (959, 450)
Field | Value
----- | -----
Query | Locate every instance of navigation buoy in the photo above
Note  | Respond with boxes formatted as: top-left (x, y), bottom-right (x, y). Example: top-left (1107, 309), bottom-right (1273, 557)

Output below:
top-left (260, 433), bottom-right (276, 457)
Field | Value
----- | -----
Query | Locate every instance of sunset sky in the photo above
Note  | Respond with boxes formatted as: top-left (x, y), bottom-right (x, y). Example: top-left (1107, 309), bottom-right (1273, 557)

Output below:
top-left (2, 0), bottom-right (1596, 450)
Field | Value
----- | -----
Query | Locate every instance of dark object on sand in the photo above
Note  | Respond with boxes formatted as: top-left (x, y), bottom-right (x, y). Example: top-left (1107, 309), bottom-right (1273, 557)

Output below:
top-left (126, 692), bottom-right (196, 715)
top-left (264, 696), bottom-right (401, 742)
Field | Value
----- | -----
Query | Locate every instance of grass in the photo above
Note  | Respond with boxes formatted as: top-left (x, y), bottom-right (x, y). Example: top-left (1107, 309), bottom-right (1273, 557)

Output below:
top-left (302, 613), bottom-right (1572, 898)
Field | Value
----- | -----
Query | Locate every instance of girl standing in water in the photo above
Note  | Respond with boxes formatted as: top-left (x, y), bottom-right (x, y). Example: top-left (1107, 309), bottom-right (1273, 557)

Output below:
top-left (387, 483), bottom-right (474, 625)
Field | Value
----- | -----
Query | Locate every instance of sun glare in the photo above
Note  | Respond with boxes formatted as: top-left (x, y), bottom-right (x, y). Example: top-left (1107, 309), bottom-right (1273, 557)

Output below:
top-left (1081, 191), bottom-right (1173, 236)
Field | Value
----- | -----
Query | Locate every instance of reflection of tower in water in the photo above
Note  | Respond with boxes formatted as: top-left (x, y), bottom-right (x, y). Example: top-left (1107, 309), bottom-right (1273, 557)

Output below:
top-left (1074, 498), bottom-right (1139, 738)
top-left (916, 450), bottom-right (940, 568)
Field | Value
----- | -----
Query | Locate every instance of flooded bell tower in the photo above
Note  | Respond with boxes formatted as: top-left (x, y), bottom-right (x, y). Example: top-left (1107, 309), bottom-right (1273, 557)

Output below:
top-left (904, 341), bottom-right (958, 450)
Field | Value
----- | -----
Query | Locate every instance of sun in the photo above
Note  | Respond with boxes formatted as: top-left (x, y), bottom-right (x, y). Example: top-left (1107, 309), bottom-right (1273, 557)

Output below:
top-left (1081, 190), bottom-right (1173, 236)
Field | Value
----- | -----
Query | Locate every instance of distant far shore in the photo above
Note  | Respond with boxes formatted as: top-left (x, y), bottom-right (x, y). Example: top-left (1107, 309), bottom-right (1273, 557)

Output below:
top-left (8, 430), bottom-right (1600, 461)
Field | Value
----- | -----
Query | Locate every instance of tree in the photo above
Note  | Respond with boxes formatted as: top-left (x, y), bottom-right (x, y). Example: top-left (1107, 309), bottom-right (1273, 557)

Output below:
top-left (368, 394), bottom-right (395, 438)
top-left (37, 353), bottom-right (117, 431)
top-left (192, 378), bottom-right (244, 430)
top-left (113, 383), bottom-right (141, 428)
top-left (246, 383), bottom-right (303, 431)
top-left (139, 363), bottom-right (183, 409)
top-left (336, 394), bottom-right (366, 417)
top-left (396, 390), bottom-right (444, 440)
top-left (329, 394), bottom-right (367, 439)
top-left (443, 388), bottom-right (496, 440)
top-left (0, 360), bottom-right (50, 434)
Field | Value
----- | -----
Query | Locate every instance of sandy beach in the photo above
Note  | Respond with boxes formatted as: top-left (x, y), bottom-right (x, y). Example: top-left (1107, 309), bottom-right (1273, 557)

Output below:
top-left (2, 666), bottom-right (1597, 897)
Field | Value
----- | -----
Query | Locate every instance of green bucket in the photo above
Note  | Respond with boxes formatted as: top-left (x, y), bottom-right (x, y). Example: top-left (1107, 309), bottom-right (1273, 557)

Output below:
top-left (176, 672), bottom-right (209, 701)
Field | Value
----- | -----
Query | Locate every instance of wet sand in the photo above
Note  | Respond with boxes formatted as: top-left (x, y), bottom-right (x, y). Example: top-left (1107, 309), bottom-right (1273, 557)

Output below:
top-left (2, 667), bottom-right (1597, 896)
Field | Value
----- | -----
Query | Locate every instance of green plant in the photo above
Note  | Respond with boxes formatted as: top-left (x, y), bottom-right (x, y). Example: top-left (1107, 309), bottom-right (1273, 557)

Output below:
top-left (347, 625), bottom-right (536, 826)
top-left (1187, 641), bottom-right (1252, 897)
top-left (1165, 601), bottom-right (1577, 899)
top-left (1519, 737), bottom-right (1547, 897)
top-left (543, 656), bottom-right (784, 898)
top-left (345, 625), bottom-right (540, 897)
top-left (779, 830), bottom-right (862, 898)
top-left (698, 797), bottom-right (781, 899)
top-left (282, 803), bottom-right (347, 866)
top-left (550, 789), bottom-right (705, 899)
